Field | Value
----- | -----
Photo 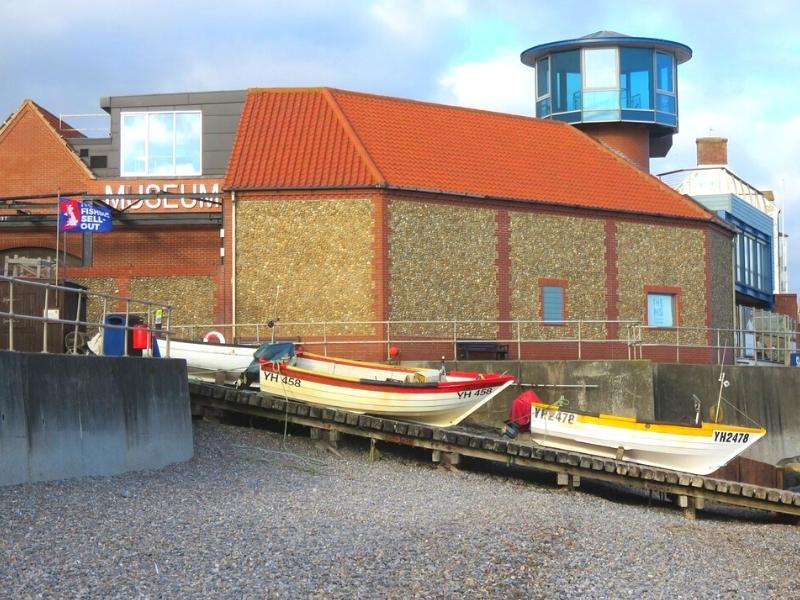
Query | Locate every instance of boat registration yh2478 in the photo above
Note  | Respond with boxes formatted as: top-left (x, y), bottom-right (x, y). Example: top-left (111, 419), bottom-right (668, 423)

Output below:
top-left (507, 390), bottom-right (766, 475)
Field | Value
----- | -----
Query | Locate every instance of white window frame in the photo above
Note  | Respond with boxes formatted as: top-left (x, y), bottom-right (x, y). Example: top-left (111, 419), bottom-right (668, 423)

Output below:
top-left (120, 110), bottom-right (202, 177)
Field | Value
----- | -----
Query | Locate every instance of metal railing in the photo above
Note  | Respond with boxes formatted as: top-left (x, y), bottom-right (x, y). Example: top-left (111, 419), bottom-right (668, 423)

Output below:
top-left (171, 319), bottom-right (642, 361)
top-left (2, 273), bottom-right (796, 366)
top-left (171, 319), bottom-right (798, 366)
top-left (632, 324), bottom-right (798, 366)
top-left (0, 274), bottom-right (173, 356)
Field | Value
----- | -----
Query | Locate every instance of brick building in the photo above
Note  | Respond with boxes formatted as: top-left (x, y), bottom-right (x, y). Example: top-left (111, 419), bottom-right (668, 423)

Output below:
top-left (0, 86), bottom-right (734, 362)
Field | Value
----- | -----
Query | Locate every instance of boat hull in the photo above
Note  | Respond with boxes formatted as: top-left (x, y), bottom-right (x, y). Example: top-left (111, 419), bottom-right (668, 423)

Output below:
top-left (528, 402), bottom-right (766, 475)
top-left (260, 353), bottom-right (514, 427)
top-left (154, 337), bottom-right (257, 381)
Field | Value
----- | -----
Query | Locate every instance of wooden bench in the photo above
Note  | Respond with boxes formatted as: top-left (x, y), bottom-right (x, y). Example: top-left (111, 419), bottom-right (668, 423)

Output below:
top-left (456, 340), bottom-right (509, 360)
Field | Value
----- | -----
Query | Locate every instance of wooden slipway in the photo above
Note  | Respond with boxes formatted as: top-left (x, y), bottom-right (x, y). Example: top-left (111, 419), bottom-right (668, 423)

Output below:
top-left (189, 382), bottom-right (800, 523)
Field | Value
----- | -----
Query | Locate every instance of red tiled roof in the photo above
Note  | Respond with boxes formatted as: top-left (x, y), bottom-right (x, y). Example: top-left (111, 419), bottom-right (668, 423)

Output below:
top-left (226, 87), bottom-right (712, 221)
top-left (32, 102), bottom-right (86, 140)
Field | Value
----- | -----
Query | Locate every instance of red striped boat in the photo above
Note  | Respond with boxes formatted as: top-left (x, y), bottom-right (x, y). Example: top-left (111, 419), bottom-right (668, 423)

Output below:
top-left (258, 345), bottom-right (514, 427)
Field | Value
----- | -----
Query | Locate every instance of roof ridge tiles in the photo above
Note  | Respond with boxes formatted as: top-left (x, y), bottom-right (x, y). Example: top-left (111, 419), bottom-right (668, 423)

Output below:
top-left (0, 100), bottom-right (95, 180)
top-left (571, 127), bottom-right (712, 221)
top-left (227, 86), bottom-right (715, 223)
top-left (248, 86), bottom-right (571, 129)
top-left (322, 89), bottom-right (385, 185)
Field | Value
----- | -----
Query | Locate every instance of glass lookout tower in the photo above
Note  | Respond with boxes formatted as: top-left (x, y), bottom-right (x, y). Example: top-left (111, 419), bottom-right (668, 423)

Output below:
top-left (521, 31), bottom-right (692, 171)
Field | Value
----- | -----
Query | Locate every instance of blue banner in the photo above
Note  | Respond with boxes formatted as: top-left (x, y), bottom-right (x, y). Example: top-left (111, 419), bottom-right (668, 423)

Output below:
top-left (59, 198), bottom-right (113, 233)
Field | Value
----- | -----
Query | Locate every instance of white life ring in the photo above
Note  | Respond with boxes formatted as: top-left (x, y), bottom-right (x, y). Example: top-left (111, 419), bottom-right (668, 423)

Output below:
top-left (203, 330), bottom-right (226, 344)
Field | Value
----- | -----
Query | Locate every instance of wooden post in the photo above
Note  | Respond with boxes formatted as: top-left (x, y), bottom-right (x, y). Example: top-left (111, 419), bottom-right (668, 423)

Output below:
top-left (369, 438), bottom-right (380, 461)
top-left (326, 429), bottom-right (340, 449)
top-left (432, 450), bottom-right (460, 468)
top-left (676, 495), bottom-right (702, 520)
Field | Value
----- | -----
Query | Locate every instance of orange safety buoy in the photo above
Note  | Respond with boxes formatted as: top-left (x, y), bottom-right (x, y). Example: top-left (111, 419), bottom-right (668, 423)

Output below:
top-left (203, 330), bottom-right (226, 344)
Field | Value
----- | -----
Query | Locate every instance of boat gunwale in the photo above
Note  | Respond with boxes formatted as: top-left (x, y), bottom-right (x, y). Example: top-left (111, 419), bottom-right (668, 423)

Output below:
top-left (297, 351), bottom-right (437, 375)
top-left (155, 336), bottom-right (259, 351)
top-left (264, 360), bottom-right (514, 392)
top-left (531, 401), bottom-right (766, 436)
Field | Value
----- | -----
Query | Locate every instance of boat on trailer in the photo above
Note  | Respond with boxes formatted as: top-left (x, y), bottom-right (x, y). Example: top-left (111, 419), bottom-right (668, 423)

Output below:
top-left (254, 343), bottom-right (515, 428)
top-left (509, 392), bottom-right (766, 475)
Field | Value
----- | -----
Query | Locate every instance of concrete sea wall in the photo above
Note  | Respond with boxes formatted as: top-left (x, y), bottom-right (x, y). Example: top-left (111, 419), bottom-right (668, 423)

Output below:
top-left (653, 363), bottom-right (800, 465)
top-left (427, 359), bottom-right (799, 466)
top-left (0, 351), bottom-right (193, 487)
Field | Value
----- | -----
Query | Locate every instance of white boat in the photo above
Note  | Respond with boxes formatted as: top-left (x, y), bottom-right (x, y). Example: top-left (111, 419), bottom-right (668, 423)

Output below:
top-left (258, 344), bottom-right (515, 427)
top-left (524, 398), bottom-right (766, 475)
top-left (153, 336), bottom-right (258, 382)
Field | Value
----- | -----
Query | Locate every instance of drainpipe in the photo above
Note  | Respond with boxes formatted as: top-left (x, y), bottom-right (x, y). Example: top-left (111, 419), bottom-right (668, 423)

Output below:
top-left (231, 189), bottom-right (237, 342)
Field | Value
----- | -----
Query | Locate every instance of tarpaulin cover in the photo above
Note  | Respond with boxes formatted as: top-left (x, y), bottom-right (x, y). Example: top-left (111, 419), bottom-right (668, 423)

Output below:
top-left (239, 342), bottom-right (295, 387)
top-left (507, 389), bottom-right (542, 432)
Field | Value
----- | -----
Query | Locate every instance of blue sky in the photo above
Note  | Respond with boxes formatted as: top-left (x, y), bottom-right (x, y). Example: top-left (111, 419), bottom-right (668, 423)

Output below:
top-left (1, 0), bottom-right (798, 293)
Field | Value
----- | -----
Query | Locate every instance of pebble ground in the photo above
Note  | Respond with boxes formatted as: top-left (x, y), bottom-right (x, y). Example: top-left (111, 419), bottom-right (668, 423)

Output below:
top-left (1, 420), bottom-right (798, 599)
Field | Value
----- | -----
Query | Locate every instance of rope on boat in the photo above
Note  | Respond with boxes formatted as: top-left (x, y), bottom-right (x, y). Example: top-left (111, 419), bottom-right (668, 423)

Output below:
top-left (273, 360), bottom-right (292, 448)
top-left (717, 394), bottom-right (764, 429)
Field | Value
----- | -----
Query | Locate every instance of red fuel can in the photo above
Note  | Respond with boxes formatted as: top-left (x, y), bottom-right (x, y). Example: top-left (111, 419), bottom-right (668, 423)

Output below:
top-left (132, 323), bottom-right (151, 350)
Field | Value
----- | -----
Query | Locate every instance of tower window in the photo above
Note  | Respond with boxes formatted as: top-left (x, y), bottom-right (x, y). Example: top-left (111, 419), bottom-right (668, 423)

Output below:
top-left (583, 48), bottom-right (618, 89)
top-left (536, 57), bottom-right (550, 97)
top-left (655, 52), bottom-right (675, 92)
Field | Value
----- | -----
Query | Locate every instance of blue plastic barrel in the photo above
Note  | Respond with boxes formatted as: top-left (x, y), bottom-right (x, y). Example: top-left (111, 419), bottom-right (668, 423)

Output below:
top-left (102, 314), bottom-right (144, 356)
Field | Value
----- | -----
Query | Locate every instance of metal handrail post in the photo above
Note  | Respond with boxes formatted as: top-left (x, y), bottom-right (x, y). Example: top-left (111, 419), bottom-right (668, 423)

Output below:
top-left (101, 297), bottom-right (108, 353)
top-left (516, 320), bottom-right (521, 361)
top-left (676, 327), bottom-right (680, 363)
top-left (386, 321), bottom-right (391, 360)
top-left (578, 320), bottom-right (582, 360)
top-left (166, 307), bottom-right (172, 358)
top-left (72, 291), bottom-right (83, 353)
top-left (8, 278), bottom-right (14, 351)
top-left (42, 286), bottom-right (49, 352)
top-left (452, 321), bottom-right (457, 361)
top-left (123, 300), bottom-right (130, 356)
top-left (323, 322), bottom-right (328, 357)
top-left (716, 329), bottom-right (721, 365)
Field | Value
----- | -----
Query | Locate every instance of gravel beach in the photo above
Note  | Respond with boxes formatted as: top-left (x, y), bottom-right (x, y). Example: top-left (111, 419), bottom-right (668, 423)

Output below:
top-left (1, 420), bottom-right (798, 599)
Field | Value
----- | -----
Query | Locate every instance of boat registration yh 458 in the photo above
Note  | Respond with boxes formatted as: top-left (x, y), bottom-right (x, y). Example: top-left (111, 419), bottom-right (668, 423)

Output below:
top-left (256, 344), bottom-right (515, 428)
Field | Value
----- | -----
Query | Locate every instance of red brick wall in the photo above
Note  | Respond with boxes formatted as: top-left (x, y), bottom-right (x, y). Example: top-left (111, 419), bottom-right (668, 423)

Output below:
top-left (0, 104), bottom-right (91, 197)
top-left (576, 122), bottom-right (651, 172)
top-left (773, 293), bottom-right (798, 321)
top-left (696, 137), bottom-right (728, 166)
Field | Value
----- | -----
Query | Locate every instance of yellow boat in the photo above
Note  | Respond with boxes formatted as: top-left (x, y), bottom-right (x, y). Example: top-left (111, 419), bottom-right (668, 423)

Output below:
top-left (525, 399), bottom-right (766, 475)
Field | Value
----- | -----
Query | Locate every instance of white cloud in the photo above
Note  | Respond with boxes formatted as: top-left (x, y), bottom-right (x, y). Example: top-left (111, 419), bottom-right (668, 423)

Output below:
top-left (369, 0), bottom-right (467, 40)
top-left (435, 50), bottom-right (533, 115)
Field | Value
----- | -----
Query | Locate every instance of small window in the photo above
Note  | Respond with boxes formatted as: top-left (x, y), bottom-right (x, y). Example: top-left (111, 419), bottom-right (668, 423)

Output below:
top-left (542, 285), bottom-right (565, 322)
top-left (647, 293), bottom-right (675, 327)
top-left (121, 111), bottom-right (201, 176)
